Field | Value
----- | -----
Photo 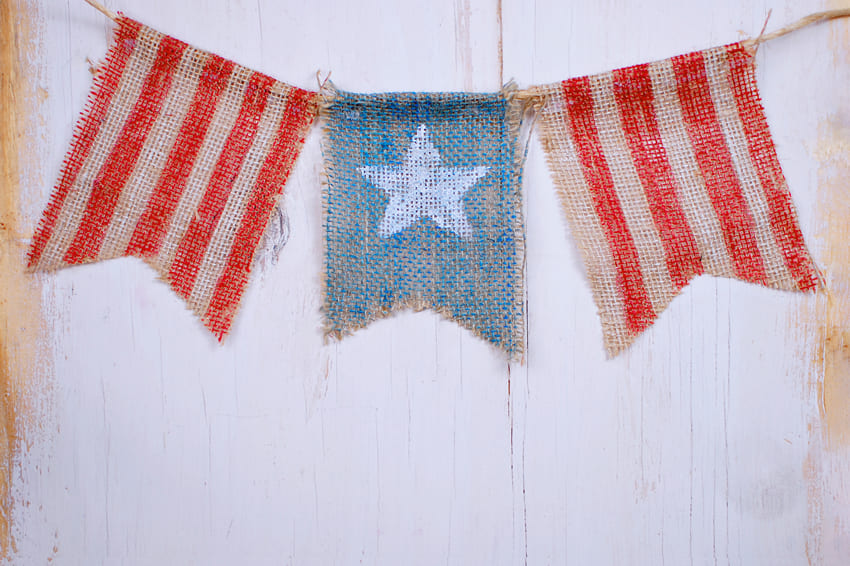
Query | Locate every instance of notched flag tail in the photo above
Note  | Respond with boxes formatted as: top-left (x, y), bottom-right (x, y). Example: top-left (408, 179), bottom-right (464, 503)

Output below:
top-left (532, 43), bottom-right (819, 356)
top-left (321, 89), bottom-right (526, 358)
top-left (28, 16), bottom-right (318, 340)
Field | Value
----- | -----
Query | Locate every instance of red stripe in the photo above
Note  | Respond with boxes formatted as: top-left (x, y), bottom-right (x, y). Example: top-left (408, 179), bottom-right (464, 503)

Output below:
top-left (167, 72), bottom-right (277, 300)
top-left (27, 18), bottom-right (142, 268)
top-left (62, 35), bottom-right (188, 264)
top-left (725, 44), bottom-right (818, 291)
top-left (203, 88), bottom-right (317, 339)
top-left (613, 64), bottom-right (704, 289)
top-left (670, 50), bottom-right (768, 285)
top-left (562, 77), bottom-right (655, 335)
top-left (125, 55), bottom-right (236, 257)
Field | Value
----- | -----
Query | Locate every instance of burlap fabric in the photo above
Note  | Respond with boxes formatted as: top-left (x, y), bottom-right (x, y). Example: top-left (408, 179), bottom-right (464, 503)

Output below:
top-left (321, 88), bottom-right (526, 358)
top-left (531, 43), bottom-right (819, 356)
top-left (28, 17), bottom-right (318, 340)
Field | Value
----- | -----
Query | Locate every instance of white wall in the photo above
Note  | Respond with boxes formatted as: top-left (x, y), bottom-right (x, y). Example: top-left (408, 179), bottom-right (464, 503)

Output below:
top-left (7, 0), bottom-right (850, 564)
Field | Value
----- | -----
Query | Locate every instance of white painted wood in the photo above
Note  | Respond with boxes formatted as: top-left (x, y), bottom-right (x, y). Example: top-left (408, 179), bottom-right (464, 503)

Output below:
top-left (8, 0), bottom-right (850, 564)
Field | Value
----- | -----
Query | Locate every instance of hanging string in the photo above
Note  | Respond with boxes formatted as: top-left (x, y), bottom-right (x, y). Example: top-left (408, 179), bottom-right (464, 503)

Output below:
top-left (745, 9), bottom-right (773, 56)
top-left (84, 0), bottom-right (117, 22)
top-left (82, 0), bottom-right (850, 102)
top-left (744, 7), bottom-right (850, 47)
top-left (513, 7), bottom-right (850, 102)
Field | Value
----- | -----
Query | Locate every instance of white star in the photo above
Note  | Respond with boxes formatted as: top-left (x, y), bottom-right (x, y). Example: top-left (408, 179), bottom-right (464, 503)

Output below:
top-left (359, 124), bottom-right (490, 238)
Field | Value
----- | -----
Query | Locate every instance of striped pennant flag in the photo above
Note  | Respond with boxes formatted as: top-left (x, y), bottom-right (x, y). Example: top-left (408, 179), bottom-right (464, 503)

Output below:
top-left (533, 43), bottom-right (819, 356)
top-left (28, 16), bottom-right (317, 340)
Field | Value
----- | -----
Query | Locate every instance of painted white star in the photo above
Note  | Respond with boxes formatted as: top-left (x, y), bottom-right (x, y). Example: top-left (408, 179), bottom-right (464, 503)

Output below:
top-left (359, 124), bottom-right (490, 238)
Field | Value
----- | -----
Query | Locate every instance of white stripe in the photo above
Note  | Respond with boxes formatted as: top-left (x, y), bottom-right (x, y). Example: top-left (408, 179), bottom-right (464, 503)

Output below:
top-left (702, 48), bottom-right (797, 290)
top-left (589, 72), bottom-right (677, 318)
top-left (647, 58), bottom-right (737, 278)
top-left (97, 47), bottom-right (209, 260)
top-left (150, 65), bottom-right (254, 274)
top-left (35, 26), bottom-right (164, 270)
top-left (538, 86), bottom-right (631, 356)
top-left (186, 84), bottom-right (292, 316)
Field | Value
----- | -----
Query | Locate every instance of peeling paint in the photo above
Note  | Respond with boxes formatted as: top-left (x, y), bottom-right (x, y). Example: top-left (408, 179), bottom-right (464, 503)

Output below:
top-left (801, 3), bottom-right (850, 563)
top-left (812, 5), bottom-right (850, 450)
top-left (809, 111), bottom-right (850, 566)
top-left (0, 0), bottom-right (50, 558)
top-left (817, 299), bottom-right (850, 448)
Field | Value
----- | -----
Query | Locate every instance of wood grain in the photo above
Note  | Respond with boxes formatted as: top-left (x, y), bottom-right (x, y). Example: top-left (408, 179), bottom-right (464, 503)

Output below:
top-left (4, 0), bottom-right (849, 564)
top-left (0, 0), bottom-right (53, 557)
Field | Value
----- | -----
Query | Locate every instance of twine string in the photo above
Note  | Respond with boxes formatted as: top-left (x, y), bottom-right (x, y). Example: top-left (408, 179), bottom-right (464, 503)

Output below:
top-left (744, 7), bottom-right (850, 47)
top-left (749, 9), bottom-right (773, 55)
top-left (84, 0), bottom-right (117, 21)
top-left (514, 7), bottom-right (850, 102)
top-left (80, 1), bottom-right (850, 103)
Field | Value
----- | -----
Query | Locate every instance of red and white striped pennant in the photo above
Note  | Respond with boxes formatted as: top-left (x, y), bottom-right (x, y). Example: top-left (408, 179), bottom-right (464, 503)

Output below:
top-left (28, 17), bottom-right (317, 340)
top-left (533, 43), bottom-right (819, 356)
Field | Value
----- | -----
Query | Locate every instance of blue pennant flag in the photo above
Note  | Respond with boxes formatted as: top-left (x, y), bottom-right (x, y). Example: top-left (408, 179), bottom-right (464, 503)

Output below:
top-left (321, 89), bottom-right (526, 358)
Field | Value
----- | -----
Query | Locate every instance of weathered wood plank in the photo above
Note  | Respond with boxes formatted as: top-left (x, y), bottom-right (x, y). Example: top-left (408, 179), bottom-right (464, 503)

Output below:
top-left (3, 0), bottom-right (849, 564)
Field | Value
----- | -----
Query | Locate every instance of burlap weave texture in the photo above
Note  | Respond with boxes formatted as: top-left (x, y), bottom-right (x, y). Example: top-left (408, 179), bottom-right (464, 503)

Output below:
top-left (321, 89), bottom-right (526, 358)
top-left (28, 17), bottom-right (317, 340)
top-left (533, 43), bottom-right (819, 356)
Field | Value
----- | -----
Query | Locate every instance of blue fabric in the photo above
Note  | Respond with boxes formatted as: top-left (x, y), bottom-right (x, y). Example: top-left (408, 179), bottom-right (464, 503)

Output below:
top-left (321, 89), bottom-right (525, 357)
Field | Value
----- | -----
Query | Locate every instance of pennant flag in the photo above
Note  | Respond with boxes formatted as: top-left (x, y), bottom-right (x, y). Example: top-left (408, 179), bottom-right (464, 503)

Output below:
top-left (27, 16), bottom-right (317, 340)
top-left (532, 43), bottom-right (819, 356)
top-left (321, 89), bottom-right (526, 357)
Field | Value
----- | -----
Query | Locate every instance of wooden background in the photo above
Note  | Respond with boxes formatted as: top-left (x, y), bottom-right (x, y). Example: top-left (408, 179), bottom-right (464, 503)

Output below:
top-left (2, 0), bottom-right (849, 564)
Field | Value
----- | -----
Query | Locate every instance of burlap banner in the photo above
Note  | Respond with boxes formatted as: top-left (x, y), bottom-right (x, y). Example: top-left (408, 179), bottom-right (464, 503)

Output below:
top-left (28, 16), bottom-right (318, 340)
top-left (532, 43), bottom-right (819, 356)
top-left (30, 2), bottom-right (843, 355)
top-left (320, 88), bottom-right (527, 358)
